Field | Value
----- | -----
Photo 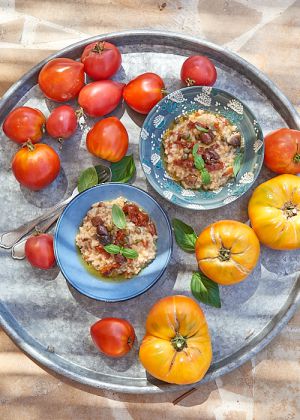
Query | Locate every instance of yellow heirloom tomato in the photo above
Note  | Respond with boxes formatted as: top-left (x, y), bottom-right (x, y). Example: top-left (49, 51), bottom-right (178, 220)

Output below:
top-left (248, 174), bottom-right (300, 250)
top-left (139, 295), bottom-right (212, 385)
top-left (195, 220), bottom-right (260, 285)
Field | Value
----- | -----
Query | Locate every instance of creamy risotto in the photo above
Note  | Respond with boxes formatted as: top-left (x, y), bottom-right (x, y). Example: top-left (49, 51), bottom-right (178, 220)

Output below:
top-left (76, 197), bottom-right (157, 279)
top-left (162, 110), bottom-right (242, 190)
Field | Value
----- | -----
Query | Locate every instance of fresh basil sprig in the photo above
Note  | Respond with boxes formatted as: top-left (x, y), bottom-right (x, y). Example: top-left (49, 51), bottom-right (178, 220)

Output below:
top-left (111, 154), bottom-right (136, 183)
top-left (112, 204), bottom-right (126, 229)
top-left (233, 153), bottom-right (243, 177)
top-left (192, 144), bottom-right (211, 185)
top-left (195, 124), bottom-right (209, 133)
top-left (104, 244), bottom-right (138, 259)
top-left (78, 167), bottom-right (98, 193)
top-left (191, 271), bottom-right (221, 308)
top-left (172, 218), bottom-right (197, 252)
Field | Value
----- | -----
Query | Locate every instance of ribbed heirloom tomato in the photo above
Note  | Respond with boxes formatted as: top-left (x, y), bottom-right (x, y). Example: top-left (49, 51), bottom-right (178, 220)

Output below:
top-left (3, 106), bottom-right (46, 144)
top-left (123, 73), bottom-right (165, 114)
top-left (38, 58), bottom-right (85, 102)
top-left (81, 41), bottom-right (121, 80)
top-left (195, 220), bottom-right (260, 285)
top-left (139, 295), bottom-right (212, 385)
top-left (12, 142), bottom-right (60, 190)
top-left (248, 174), bottom-right (300, 250)
top-left (86, 117), bottom-right (128, 162)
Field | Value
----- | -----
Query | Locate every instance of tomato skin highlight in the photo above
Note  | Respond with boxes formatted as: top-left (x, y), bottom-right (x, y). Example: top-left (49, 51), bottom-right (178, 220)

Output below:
top-left (38, 58), bottom-right (85, 102)
top-left (123, 72), bottom-right (165, 114)
top-left (264, 128), bottom-right (300, 174)
top-left (86, 116), bottom-right (128, 162)
top-left (81, 41), bottom-right (121, 80)
top-left (3, 106), bottom-right (46, 144)
top-left (46, 105), bottom-right (77, 140)
top-left (181, 55), bottom-right (217, 86)
top-left (12, 143), bottom-right (60, 191)
top-left (25, 234), bottom-right (55, 270)
top-left (78, 80), bottom-right (124, 117)
top-left (90, 318), bottom-right (135, 358)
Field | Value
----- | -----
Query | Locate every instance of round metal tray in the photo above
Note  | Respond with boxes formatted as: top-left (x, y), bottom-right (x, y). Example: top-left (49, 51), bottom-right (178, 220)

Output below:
top-left (0, 30), bottom-right (299, 394)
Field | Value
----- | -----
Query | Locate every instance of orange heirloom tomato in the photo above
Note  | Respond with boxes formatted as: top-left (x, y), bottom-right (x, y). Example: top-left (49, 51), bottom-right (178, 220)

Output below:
top-left (195, 220), bottom-right (260, 285)
top-left (86, 117), bottom-right (128, 162)
top-left (248, 174), bottom-right (300, 250)
top-left (139, 295), bottom-right (212, 385)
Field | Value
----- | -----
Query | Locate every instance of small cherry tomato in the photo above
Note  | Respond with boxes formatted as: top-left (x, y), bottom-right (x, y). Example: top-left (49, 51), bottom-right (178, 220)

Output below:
top-left (25, 233), bottom-right (55, 270)
top-left (90, 317), bottom-right (135, 358)
top-left (12, 142), bottom-right (60, 190)
top-left (86, 117), bottom-right (128, 162)
top-left (264, 128), bottom-right (300, 174)
top-left (3, 106), bottom-right (46, 144)
top-left (81, 41), bottom-right (121, 80)
top-left (46, 105), bottom-right (77, 141)
top-left (38, 58), bottom-right (85, 102)
top-left (78, 80), bottom-right (124, 117)
top-left (123, 72), bottom-right (165, 114)
top-left (181, 55), bottom-right (217, 86)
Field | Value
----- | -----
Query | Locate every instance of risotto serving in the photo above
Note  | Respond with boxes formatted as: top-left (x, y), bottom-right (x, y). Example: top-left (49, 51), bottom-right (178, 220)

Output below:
top-left (162, 110), bottom-right (242, 190)
top-left (76, 197), bottom-right (157, 279)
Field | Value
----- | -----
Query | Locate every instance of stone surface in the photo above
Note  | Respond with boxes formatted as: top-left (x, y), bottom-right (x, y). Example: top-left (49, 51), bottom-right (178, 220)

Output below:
top-left (0, 1), bottom-right (299, 419)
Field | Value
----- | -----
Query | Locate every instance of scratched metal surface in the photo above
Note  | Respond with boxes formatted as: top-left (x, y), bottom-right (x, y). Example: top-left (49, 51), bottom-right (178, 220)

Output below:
top-left (0, 30), bottom-right (299, 393)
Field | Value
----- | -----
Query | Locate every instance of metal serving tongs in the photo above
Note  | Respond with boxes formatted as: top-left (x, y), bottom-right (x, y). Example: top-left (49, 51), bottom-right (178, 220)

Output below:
top-left (0, 166), bottom-right (111, 254)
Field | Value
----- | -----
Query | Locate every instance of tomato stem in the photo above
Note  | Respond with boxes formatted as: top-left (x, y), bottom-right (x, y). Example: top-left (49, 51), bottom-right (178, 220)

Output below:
top-left (91, 41), bottom-right (105, 54)
top-left (24, 140), bottom-right (35, 151)
top-left (293, 153), bottom-right (300, 163)
top-left (75, 107), bottom-right (85, 120)
top-left (171, 333), bottom-right (187, 352)
top-left (161, 88), bottom-right (169, 96)
top-left (185, 77), bottom-right (195, 86)
top-left (282, 201), bottom-right (298, 218)
top-left (218, 246), bottom-right (231, 262)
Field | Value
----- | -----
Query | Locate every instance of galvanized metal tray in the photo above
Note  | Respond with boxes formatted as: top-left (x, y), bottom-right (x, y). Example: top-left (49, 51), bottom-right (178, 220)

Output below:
top-left (0, 30), bottom-right (299, 394)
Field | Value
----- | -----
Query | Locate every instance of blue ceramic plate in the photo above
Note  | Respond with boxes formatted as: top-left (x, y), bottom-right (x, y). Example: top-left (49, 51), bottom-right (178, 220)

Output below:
top-left (54, 183), bottom-right (172, 302)
top-left (140, 86), bottom-right (264, 210)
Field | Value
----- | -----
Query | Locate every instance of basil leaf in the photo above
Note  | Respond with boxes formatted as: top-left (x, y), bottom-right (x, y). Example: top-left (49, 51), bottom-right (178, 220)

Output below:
top-left (195, 124), bottom-right (209, 133)
top-left (233, 153), bottom-right (243, 177)
top-left (191, 272), bottom-right (221, 308)
top-left (111, 155), bottom-right (136, 183)
top-left (104, 244), bottom-right (121, 254)
top-left (172, 218), bottom-right (197, 253)
top-left (192, 144), bottom-right (205, 171)
top-left (121, 248), bottom-right (139, 259)
top-left (112, 204), bottom-right (126, 229)
top-left (201, 168), bottom-right (211, 185)
top-left (77, 167), bottom-right (98, 193)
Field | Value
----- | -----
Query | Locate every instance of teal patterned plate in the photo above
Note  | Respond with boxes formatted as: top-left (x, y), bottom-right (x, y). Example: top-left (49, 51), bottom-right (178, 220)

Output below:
top-left (139, 86), bottom-right (264, 210)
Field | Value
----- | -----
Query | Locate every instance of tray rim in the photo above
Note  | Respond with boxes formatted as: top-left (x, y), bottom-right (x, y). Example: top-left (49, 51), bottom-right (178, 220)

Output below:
top-left (0, 29), bottom-right (299, 394)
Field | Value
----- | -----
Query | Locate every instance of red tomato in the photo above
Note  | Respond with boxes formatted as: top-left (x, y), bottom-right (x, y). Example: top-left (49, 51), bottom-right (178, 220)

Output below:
top-left (3, 106), bottom-right (46, 144)
top-left (25, 234), bottom-right (55, 270)
top-left (181, 55), bottom-right (217, 86)
top-left (264, 128), bottom-right (300, 174)
top-left (86, 117), bottom-right (128, 162)
top-left (78, 80), bottom-right (124, 117)
top-left (81, 41), bottom-right (121, 80)
top-left (46, 105), bottom-right (77, 140)
top-left (12, 142), bottom-right (60, 190)
top-left (90, 318), bottom-right (135, 358)
top-left (123, 72), bottom-right (165, 114)
top-left (38, 58), bottom-right (85, 102)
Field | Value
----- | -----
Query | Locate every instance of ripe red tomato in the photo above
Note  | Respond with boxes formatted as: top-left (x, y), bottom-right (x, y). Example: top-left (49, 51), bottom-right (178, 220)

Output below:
top-left (264, 128), bottom-right (300, 174)
top-left (38, 58), bottom-right (85, 102)
top-left (86, 117), bottom-right (128, 162)
top-left (25, 234), bottom-right (55, 270)
top-left (78, 80), bottom-right (124, 117)
top-left (12, 143), bottom-right (60, 190)
top-left (81, 41), bottom-right (121, 80)
top-left (181, 55), bottom-right (217, 86)
top-left (123, 72), bottom-right (165, 114)
top-left (3, 106), bottom-right (46, 144)
top-left (46, 105), bottom-right (77, 140)
top-left (90, 317), bottom-right (135, 358)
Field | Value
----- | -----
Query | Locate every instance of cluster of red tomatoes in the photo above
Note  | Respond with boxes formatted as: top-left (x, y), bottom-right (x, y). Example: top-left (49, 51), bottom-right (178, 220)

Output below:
top-left (3, 41), bottom-right (218, 192)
